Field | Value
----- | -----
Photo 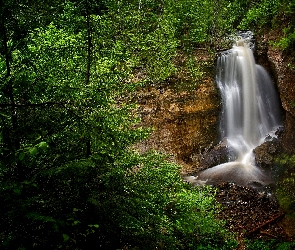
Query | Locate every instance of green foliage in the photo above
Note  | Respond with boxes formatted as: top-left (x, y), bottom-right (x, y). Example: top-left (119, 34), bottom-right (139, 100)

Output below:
top-left (0, 0), bottom-right (240, 249)
top-left (274, 27), bottom-right (295, 57)
top-left (274, 154), bottom-right (295, 218)
top-left (275, 154), bottom-right (295, 167)
top-left (168, 0), bottom-right (214, 48)
top-left (246, 239), bottom-right (295, 250)
top-left (238, 0), bottom-right (281, 30)
top-left (90, 151), bottom-right (237, 249)
top-left (238, 0), bottom-right (295, 56)
top-left (205, 0), bottom-right (250, 48)
top-left (101, 0), bottom-right (178, 84)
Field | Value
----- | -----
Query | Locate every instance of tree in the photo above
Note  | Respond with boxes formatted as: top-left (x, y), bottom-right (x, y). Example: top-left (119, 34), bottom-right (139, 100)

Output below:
top-left (0, 0), bottom-right (146, 247)
top-left (0, 1), bottom-right (238, 249)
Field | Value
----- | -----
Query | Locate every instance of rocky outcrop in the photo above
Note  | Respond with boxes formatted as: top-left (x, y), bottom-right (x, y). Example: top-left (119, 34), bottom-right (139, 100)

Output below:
top-left (133, 50), bottom-right (220, 174)
top-left (134, 82), bottom-right (220, 172)
top-left (198, 139), bottom-right (230, 171)
top-left (267, 46), bottom-right (295, 154)
top-left (254, 139), bottom-right (282, 169)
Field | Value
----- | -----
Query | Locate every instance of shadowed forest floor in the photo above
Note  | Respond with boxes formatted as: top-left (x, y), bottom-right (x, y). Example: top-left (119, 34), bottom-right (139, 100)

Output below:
top-left (215, 182), bottom-right (294, 249)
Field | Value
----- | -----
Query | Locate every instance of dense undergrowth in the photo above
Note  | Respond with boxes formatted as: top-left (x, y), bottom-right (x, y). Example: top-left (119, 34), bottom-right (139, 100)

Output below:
top-left (246, 239), bottom-right (295, 250)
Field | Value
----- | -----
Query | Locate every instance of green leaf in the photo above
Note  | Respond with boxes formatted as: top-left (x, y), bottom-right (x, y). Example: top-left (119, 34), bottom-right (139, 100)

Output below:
top-left (0, 112), bottom-right (10, 119)
top-left (88, 224), bottom-right (99, 228)
top-left (62, 234), bottom-right (70, 242)
top-left (38, 141), bottom-right (49, 150)
top-left (14, 189), bottom-right (21, 195)
top-left (73, 220), bottom-right (80, 225)
top-left (29, 147), bottom-right (38, 156)
top-left (19, 151), bottom-right (25, 161)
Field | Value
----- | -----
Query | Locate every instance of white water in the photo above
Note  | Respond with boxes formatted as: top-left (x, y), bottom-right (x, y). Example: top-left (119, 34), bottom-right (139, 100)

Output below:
top-left (189, 33), bottom-right (282, 187)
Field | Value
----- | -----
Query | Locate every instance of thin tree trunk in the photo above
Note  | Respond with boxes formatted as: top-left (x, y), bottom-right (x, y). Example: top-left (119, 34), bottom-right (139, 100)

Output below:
top-left (85, 0), bottom-right (91, 86)
top-left (85, 0), bottom-right (91, 157)
top-left (1, 1), bottom-right (19, 150)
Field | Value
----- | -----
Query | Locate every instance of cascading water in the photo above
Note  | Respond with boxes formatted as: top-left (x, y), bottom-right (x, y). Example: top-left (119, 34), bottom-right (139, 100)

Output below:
top-left (188, 32), bottom-right (282, 187)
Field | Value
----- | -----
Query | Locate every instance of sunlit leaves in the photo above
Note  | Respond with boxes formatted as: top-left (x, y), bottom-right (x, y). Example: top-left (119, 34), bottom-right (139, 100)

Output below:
top-left (100, 0), bottom-right (178, 83)
top-left (238, 0), bottom-right (281, 30)
top-left (26, 23), bottom-right (85, 101)
top-left (99, 151), bottom-right (237, 249)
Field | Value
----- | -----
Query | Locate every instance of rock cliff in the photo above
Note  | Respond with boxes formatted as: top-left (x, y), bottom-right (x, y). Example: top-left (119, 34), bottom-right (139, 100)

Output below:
top-left (134, 50), bottom-right (220, 174)
top-left (267, 46), bottom-right (295, 154)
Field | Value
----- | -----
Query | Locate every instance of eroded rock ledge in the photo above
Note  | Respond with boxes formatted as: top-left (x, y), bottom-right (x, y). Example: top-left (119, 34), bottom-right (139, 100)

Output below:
top-left (134, 82), bottom-right (220, 172)
top-left (267, 45), bottom-right (295, 154)
top-left (133, 50), bottom-right (220, 174)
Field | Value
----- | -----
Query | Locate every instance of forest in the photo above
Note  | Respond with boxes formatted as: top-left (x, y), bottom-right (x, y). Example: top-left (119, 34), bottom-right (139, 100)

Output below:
top-left (1, 0), bottom-right (295, 249)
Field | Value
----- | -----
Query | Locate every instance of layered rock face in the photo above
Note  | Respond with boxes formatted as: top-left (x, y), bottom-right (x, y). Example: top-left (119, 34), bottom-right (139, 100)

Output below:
top-left (135, 82), bottom-right (219, 172)
top-left (267, 47), bottom-right (295, 154)
top-left (134, 52), bottom-right (220, 173)
top-left (265, 43), bottom-right (295, 240)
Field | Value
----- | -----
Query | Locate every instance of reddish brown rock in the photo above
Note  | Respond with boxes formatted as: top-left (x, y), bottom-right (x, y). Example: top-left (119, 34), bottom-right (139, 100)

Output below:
top-left (267, 46), bottom-right (295, 154)
top-left (254, 139), bottom-right (281, 169)
top-left (133, 50), bottom-right (220, 174)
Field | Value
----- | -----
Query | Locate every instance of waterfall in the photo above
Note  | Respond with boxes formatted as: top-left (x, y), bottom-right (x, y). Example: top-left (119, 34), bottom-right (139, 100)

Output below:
top-left (190, 32), bottom-right (282, 187)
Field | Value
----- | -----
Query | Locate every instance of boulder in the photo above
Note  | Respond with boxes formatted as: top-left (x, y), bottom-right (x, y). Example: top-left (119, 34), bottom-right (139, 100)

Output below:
top-left (254, 139), bottom-right (281, 169)
top-left (198, 139), bottom-right (230, 171)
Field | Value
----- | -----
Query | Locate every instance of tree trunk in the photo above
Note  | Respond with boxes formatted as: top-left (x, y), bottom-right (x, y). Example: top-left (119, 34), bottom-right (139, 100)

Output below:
top-left (1, 1), bottom-right (19, 150)
top-left (85, 0), bottom-right (92, 157)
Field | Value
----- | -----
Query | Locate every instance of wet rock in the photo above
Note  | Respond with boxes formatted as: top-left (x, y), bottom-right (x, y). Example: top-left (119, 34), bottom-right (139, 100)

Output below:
top-left (254, 139), bottom-right (281, 169)
top-left (267, 44), bottom-right (295, 154)
top-left (198, 139), bottom-right (230, 171)
top-left (183, 176), bottom-right (208, 186)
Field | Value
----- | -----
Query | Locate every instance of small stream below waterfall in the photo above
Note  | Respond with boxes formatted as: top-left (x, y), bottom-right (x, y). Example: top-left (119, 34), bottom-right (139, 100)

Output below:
top-left (185, 32), bottom-right (283, 188)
